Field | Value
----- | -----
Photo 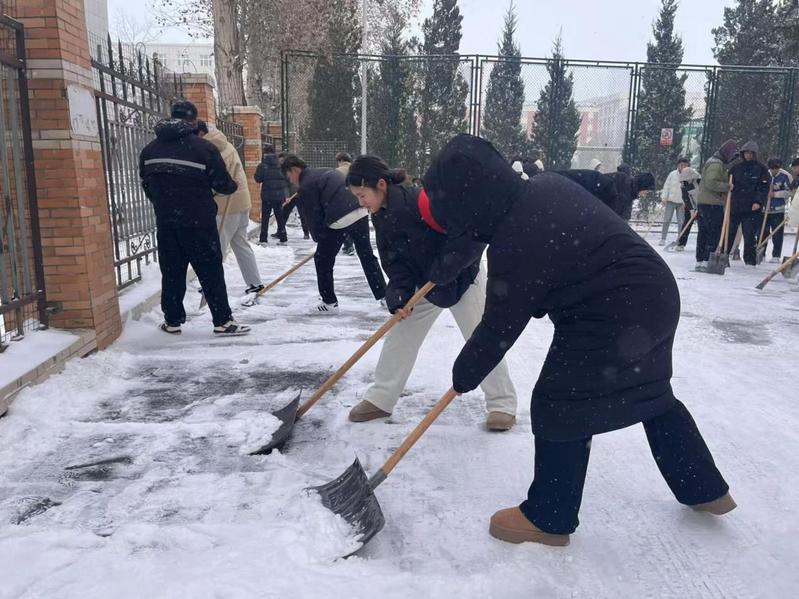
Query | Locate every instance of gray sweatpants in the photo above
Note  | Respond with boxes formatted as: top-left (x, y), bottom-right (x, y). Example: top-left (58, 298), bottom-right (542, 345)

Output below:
top-left (365, 268), bottom-right (518, 416)
top-left (216, 211), bottom-right (262, 288)
top-left (661, 202), bottom-right (685, 241)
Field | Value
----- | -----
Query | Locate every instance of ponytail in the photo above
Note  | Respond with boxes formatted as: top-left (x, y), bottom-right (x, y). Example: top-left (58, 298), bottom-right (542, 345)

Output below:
top-left (348, 154), bottom-right (406, 189)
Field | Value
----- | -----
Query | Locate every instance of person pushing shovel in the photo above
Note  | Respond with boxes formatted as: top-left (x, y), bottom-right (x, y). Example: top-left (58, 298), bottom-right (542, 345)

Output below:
top-left (423, 134), bottom-right (735, 547)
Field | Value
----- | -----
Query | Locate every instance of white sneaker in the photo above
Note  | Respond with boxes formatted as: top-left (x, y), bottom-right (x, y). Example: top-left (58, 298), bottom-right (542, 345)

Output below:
top-left (695, 261), bottom-right (708, 272)
top-left (378, 298), bottom-right (388, 310)
top-left (658, 239), bottom-right (666, 246)
top-left (313, 302), bottom-right (339, 315)
top-left (770, 257), bottom-right (781, 263)
top-left (213, 321), bottom-right (251, 336)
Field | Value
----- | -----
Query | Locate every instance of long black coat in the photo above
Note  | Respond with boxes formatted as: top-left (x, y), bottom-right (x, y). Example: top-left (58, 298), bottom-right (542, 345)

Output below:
top-left (372, 184), bottom-right (483, 312)
top-left (424, 134), bottom-right (678, 441)
top-left (729, 158), bottom-right (770, 214)
top-left (295, 168), bottom-right (361, 242)
top-left (139, 119), bottom-right (237, 228)
top-left (551, 170), bottom-right (620, 215)
top-left (254, 154), bottom-right (289, 205)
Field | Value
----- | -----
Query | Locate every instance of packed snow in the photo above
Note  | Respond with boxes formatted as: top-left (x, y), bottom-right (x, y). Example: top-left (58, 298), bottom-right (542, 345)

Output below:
top-left (1, 223), bottom-right (798, 598)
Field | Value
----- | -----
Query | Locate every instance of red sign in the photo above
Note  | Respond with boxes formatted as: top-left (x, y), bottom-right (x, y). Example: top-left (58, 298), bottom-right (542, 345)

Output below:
top-left (660, 128), bottom-right (674, 147)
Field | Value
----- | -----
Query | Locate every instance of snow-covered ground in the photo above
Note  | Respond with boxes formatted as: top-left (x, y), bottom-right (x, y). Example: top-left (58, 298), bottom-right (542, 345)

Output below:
top-left (1, 224), bottom-right (798, 599)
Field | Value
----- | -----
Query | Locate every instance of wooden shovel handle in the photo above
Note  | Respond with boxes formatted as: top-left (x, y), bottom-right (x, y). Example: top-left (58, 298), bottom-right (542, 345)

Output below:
top-left (371, 388), bottom-right (459, 489)
top-left (756, 249), bottom-right (799, 289)
top-left (718, 176), bottom-right (733, 255)
top-left (758, 187), bottom-right (773, 246)
top-left (756, 218), bottom-right (787, 250)
top-left (677, 211), bottom-right (698, 240)
top-left (296, 281), bottom-right (436, 419)
top-left (262, 253), bottom-right (315, 294)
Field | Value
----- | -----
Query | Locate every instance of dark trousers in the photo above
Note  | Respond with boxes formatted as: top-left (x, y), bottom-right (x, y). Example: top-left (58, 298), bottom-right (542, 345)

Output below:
top-left (727, 210), bottom-right (760, 265)
top-left (282, 202), bottom-right (310, 237)
top-left (696, 204), bottom-right (724, 262)
top-left (314, 217), bottom-right (386, 305)
top-left (678, 206), bottom-right (695, 247)
top-left (157, 226), bottom-right (232, 328)
top-left (764, 212), bottom-right (785, 257)
top-left (520, 400), bottom-right (729, 535)
top-left (260, 201), bottom-right (288, 243)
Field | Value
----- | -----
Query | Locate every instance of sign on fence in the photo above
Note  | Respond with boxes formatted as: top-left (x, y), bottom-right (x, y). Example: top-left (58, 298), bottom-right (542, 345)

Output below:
top-left (660, 128), bottom-right (674, 147)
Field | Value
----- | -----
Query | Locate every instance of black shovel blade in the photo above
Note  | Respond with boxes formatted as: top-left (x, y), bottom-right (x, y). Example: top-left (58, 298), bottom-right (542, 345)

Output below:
top-left (706, 253), bottom-right (728, 275)
top-left (250, 392), bottom-right (301, 455)
top-left (307, 458), bottom-right (386, 554)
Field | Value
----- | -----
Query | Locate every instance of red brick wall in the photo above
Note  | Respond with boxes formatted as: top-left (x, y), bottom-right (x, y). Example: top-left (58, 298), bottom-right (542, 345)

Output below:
top-left (231, 109), bottom-right (264, 222)
top-left (182, 78), bottom-right (217, 124)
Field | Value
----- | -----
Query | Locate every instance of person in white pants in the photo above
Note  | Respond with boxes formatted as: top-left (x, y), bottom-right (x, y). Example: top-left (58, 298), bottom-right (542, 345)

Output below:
top-left (346, 155), bottom-right (518, 431)
top-left (200, 122), bottom-right (264, 295)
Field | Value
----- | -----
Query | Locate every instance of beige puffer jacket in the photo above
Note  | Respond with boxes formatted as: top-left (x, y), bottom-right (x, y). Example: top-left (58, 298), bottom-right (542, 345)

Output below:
top-left (204, 127), bottom-right (251, 215)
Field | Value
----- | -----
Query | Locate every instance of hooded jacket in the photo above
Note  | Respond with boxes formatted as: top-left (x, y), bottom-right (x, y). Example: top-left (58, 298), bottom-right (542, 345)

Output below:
top-left (423, 134), bottom-right (678, 441)
top-left (729, 141), bottom-right (770, 214)
top-left (697, 141), bottom-right (737, 206)
top-left (203, 127), bottom-right (251, 215)
top-left (295, 167), bottom-right (363, 242)
top-left (255, 154), bottom-right (289, 205)
top-left (139, 119), bottom-right (238, 228)
top-left (552, 169), bottom-right (620, 215)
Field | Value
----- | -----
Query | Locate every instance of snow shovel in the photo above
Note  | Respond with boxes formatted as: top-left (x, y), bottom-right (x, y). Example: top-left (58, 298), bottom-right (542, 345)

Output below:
top-left (241, 251), bottom-right (316, 307)
top-left (250, 282), bottom-right (436, 454)
top-left (781, 226), bottom-right (799, 279)
top-left (707, 179), bottom-right (733, 275)
top-left (756, 218), bottom-right (787, 265)
top-left (308, 388), bottom-right (459, 553)
top-left (664, 211), bottom-right (698, 252)
top-left (199, 196), bottom-right (234, 309)
top-left (755, 193), bottom-right (773, 265)
top-left (756, 249), bottom-right (799, 290)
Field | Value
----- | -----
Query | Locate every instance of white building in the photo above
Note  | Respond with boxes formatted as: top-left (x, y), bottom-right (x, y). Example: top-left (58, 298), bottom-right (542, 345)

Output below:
top-left (144, 43), bottom-right (215, 77)
top-left (84, 0), bottom-right (109, 45)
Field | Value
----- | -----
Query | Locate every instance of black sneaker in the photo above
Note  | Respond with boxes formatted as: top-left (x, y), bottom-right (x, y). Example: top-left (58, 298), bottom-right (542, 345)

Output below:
top-left (160, 323), bottom-right (182, 335)
top-left (245, 284), bottom-right (265, 295)
top-left (213, 321), bottom-right (251, 336)
top-left (303, 233), bottom-right (310, 240)
top-left (270, 233), bottom-right (280, 239)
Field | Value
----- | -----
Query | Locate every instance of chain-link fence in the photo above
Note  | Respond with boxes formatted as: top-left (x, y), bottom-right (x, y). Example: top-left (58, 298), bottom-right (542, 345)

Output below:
top-left (279, 51), bottom-right (799, 187)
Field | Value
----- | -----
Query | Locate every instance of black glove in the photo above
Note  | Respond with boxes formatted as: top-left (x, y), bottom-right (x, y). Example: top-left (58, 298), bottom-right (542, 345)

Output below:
top-left (385, 286), bottom-right (411, 314)
top-left (451, 349), bottom-right (481, 395)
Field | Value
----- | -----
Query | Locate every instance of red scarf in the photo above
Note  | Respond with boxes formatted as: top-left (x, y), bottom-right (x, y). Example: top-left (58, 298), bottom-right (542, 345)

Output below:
top-left (418, 188), bottom-right (447, 234)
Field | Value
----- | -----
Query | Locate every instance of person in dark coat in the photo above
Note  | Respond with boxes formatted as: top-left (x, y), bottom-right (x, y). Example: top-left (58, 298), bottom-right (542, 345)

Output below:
top-left (281, 154), bottom-right (386, 313)
top-left (549, 169), bottom-right (619, 213)
top-left (423, 134), bottom-right (734, 546)
top-left (727, 141), bottom-right (770, 266)
top-left (255, 144), bottom-right (290, 244)
top-left (139, 100), bottom-right (250, 336)
top-left (344, 155), bottom-right (517, 430)
top-left (610, 163), bottom-right (635, 220)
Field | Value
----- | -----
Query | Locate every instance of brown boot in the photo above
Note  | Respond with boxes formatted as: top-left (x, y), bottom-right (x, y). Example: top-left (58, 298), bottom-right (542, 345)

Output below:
top-left (691, 492), bottom-right (737, 515)
top-left (486, 412), bottom-right (516, 432)
top-left (348, 400), bottom-right (391, 423)
top-left (489, 507), bottom-right (570, 546)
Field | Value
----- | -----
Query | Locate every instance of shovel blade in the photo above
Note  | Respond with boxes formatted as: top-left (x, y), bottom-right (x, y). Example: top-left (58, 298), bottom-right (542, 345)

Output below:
top-left (781, 257), bottom-right (799, 279)
top-left (706, 253), bottom-right (728, 275)
top-left (756, 248), bottom-right (766, 265)
top-left (307, 458), bottom-right (386, 553)
top-left (250, 393), bottom-right (301, 455)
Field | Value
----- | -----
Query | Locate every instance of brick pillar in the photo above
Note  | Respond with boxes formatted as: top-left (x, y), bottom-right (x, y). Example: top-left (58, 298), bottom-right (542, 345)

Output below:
top-left (231, 106), bottom-right (264, 222)
top-left (181, 73), bottom-right (216, 124)
top-left (14, 0), bottom-right (122, 349)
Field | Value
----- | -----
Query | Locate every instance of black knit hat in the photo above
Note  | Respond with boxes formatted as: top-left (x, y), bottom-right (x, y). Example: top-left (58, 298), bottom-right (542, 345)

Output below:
top-left (171, 100), bottom-right (198, 121)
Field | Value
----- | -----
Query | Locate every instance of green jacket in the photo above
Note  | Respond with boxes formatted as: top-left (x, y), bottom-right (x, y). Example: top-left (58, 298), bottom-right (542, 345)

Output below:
top-left (697, 157), bottom-right (730, 206)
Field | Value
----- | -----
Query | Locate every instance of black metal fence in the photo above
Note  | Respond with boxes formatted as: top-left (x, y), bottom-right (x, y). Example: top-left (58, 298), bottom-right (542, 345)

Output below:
top-left (217, 116), bottom-right (245, 165)
top-left (90, 35), bottom-right (183, 289)
top-left (0, 15), bottom-right (47, 349)
top-left (280, 51), bottom-right (799, 183)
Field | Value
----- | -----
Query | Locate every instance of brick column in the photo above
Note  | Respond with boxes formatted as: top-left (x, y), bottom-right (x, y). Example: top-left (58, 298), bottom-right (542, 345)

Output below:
top-left (14, 0), bottom-right (122, 350)
top-left (230, 106), bottom-right (264, 222)
top-left (181, 73), bottom-right (216, 124)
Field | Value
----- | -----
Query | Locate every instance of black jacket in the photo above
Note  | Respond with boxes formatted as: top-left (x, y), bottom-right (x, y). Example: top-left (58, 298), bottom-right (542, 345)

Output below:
top-left (729, 158), bottom-right (770, 215)
top-left (254, 154), bottom-right (289, 204)
top-left (296, 168), bottom-right (361, 241)
top-left (424, 134), bottom-right (678, 441)
top-left (610, 168), bottom-right (635, 220)
top-left (139, 119), bottom-right (237, 228)
top-left (552, 170), bottom-right (620, 215)
top-left (372, 185), bottom-right (483, 312)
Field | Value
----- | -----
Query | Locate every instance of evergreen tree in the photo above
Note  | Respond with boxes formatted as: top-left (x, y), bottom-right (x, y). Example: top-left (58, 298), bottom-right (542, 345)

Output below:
top-left (711, 0), bottom-right (782, 158)
top-left (418, 0), bottom-right (469, 172)
top-left (480, 3), bottom-right (528, 159)
top-left (632, 0), bottom-right (693, 185)
top-left (530, 36), bottom-right (581, 169)
top-left (305, 0), bottom-right (361, 151)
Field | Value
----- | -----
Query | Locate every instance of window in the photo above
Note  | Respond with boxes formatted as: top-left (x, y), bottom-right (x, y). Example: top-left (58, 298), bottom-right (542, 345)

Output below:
top-left (200, 54), bottom-right (213, 67)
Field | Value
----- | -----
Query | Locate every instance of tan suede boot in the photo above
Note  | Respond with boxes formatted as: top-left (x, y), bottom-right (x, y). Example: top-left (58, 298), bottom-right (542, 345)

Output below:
top-left (486, 412), bottom-right (516, 432)
top-left (691, 492), bottom-right (737, 515)
top-left (489, 507), bottom-right (570, 546)
top-left (348, 400), bottom-right (391, 423)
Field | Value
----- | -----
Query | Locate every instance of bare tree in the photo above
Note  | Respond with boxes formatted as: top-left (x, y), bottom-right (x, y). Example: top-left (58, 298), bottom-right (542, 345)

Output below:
top-left (212, 0), bottom-right (247, 107)
top-left (112, 8), bottom-right (160, 48)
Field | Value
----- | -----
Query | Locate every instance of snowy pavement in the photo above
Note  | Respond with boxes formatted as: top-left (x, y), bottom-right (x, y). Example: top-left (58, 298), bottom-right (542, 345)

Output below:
top-left (1, 225), bottom-right (798, 599)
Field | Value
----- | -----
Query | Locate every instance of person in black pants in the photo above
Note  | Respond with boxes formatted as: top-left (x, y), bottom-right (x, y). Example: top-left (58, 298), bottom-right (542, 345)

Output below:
top-left (139, 100), bottom-right (250, 336)
top-left (676, 167), bottom-right (701, 250)
top-left (727, 141), bottom-right (770, 266)
top-left (281, 154), bottom-right (386, 314)
top-left (423, 134), bottom-right (733, 546)
top-left (255, 144), bottom-right (290, 244)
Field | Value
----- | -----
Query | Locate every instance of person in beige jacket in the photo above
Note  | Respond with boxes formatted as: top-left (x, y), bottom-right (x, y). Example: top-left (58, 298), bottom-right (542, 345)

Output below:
top-left (199, 122), bottom-right (264, 294)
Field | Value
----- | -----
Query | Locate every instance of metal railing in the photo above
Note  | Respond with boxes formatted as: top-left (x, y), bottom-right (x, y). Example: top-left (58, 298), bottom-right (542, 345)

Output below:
top-left (217, 116), bottom-right (245, 165)
top-left (0, 15), bottom-right (47, 349)
top-left (91, 35), bottom-right (183, 289)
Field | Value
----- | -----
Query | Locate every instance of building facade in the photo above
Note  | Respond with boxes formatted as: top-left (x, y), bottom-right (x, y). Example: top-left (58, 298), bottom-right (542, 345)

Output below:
top-left (145, 43), bottom-right (215, 77)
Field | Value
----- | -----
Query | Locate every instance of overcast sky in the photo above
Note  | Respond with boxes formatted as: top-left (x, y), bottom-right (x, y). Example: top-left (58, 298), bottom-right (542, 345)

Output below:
top-left (110, 0), bottom-right (736, 65)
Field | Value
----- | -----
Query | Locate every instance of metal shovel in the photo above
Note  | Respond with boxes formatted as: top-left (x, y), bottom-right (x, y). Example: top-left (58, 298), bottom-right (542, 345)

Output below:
top-left (707, 178), bottom-right (733, 275)
top-left (250, 283), bottom-right (436, 454)
top-left (308, 388), bottom-right (459, 553)
top-left (664, 211), bottom-right (698, 252)
top-left (241, 251), bottom-right (316, 307)
top-left (756, 218), bottom-right (787, 266)
top-left (782, 228), bottom-right (799, 279)
top-left (756, 249), bottom-right (799, 290)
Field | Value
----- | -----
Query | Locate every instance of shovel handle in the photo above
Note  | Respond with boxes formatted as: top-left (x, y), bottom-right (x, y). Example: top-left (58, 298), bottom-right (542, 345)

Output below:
top-left (756, 218), bottom-right (787, 250)
top-left (677, 211), bottom-right (698, 240)
top-left (756, 249), bottom-right (799, 289)
top-left (370, 387), bottom-right (460, 489)
top-left (717, 177), bottom-right (733, 256)
top-left (296, 282), bottom-right (436, 419)
top-left (262, 253), bottom-right (315, 295)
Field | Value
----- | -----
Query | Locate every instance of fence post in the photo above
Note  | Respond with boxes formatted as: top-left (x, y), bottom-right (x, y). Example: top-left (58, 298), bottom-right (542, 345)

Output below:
top-left (700, 67), bottom-right (718, 166)
top-left (12, 0), bottom-right (122, 350)
top-left (230, 106), bottom-right (265, 222)
top-left (181, 73), bottom-right (217, 123)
